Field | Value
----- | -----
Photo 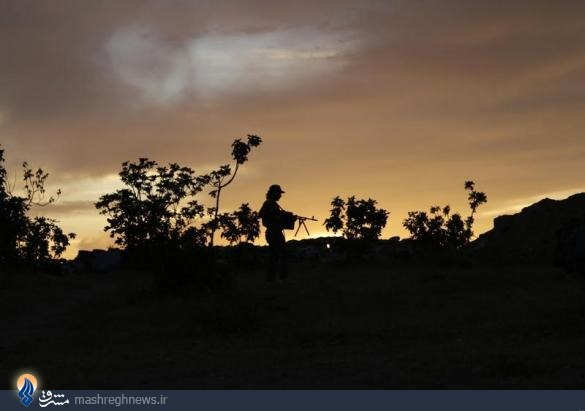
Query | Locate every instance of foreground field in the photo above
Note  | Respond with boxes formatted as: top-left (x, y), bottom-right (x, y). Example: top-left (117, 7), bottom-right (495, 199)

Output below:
top-left (2, 263), bottom-right (585, 389)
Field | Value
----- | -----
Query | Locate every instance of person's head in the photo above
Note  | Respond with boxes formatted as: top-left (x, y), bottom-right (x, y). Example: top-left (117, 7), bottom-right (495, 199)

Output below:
top-left (266, 184), bottom-right (285, 201)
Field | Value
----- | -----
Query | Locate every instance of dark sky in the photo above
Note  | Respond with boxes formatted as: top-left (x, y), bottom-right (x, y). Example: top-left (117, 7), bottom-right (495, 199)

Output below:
top-left (1, 0), bottom-right (584, 256)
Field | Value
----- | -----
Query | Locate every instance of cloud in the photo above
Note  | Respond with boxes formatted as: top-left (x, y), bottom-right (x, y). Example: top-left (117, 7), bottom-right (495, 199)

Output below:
top-left (32, 201), bottom-right (97, 216)
top-left (104, 25), bottom-right (357, 105)
top-left (104, 26), bottom-right (192, 105)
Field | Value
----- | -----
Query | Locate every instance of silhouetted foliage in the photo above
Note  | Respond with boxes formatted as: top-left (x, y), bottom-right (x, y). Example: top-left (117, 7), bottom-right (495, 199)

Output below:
top-left (0, 146), bottom-right (75, 267)
top-left (95, 137), bottom-right (261, 291)
top-left (21, 217), bottom-right (74, 263)
top-left (96, 135), bottom-right (262, 251)
top-left (208, 135), bottom-right (262, 246)
top-left (95, 158), bottom-right (210, 249)
top-left (403, 181), bottom-right (487, 249)
top-left (218, 203), bottom-right (261, 245)
top-left (324, 196), bottom-right (389, 240)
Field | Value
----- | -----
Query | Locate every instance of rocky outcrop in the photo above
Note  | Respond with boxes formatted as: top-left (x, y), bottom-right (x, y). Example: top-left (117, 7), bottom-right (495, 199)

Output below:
top-left (475, 193), bottom-right (585, 268)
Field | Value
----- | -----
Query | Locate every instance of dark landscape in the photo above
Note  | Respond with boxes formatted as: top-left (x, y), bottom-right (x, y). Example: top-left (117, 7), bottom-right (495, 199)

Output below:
top-left (2, 138), bottom-right (585, 389)
top-left (2, 259), bottom-right (585, 389)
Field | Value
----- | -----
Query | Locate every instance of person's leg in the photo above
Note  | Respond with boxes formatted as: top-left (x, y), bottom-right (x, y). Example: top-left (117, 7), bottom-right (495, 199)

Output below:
top-left (276, 232), bottom-right (287, 281)
top-left (266, 231), bottom-right (277, 283)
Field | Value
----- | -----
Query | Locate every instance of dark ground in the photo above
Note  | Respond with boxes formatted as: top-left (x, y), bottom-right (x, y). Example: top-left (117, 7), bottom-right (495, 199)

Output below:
top-left (2, 262), bottom-right (585, 389)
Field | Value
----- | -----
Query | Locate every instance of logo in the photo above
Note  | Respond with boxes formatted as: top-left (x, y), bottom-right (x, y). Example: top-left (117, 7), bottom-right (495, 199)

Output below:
top-left (39, 391), bottom-right (69, 408)
top-left (16, 374), bottom-right (37, 407)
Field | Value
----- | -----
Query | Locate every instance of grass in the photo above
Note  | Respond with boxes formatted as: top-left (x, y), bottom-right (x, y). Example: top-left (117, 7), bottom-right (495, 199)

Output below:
top-left (2, 262), bottom-right (585, 389)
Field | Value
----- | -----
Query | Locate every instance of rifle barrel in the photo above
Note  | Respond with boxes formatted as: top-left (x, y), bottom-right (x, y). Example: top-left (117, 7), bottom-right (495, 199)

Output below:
top-left (296, 215), bottom-right (318, 221)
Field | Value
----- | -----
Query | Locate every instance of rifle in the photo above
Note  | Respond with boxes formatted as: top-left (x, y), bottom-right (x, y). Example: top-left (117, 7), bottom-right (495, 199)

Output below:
top-left (294, 215), bottom-right (318, 237)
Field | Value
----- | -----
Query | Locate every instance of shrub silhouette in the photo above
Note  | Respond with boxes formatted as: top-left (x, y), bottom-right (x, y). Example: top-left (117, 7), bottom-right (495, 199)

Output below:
top-left (95, 158), bottom-right (210, 249)
top-left (324, 196), bottom-right (389, 240)
top-left (21, 217), bottom-right (74, 263)
top-left (96, 135), bottom-right (262, 251)
top-left (208, 135), bottom-right (262, 246)
top-left (0, 146), bottom-right (75, 267)
top-left (403, 180), bottom-right (487, 249)
top-left (218, 203), bottom-right (260, 245)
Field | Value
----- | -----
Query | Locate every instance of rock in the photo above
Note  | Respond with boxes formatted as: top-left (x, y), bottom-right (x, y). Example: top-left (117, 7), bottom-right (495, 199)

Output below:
top-left (475, 193), bottom-right (585, 265)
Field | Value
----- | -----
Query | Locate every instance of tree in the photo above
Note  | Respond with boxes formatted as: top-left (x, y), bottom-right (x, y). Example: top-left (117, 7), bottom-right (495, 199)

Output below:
top-left (464, 180), bottom-right (488, 234)
top-left (0, 146), bottom-right (75, 266)
top-left (96, 134), bottom-right (262, 251)
top-left (324, 196), bottom-right (389, 240)
top-left (403, 180), bottom-right (487, 249)
top-left (0, 151), bottom-right (26, 263)
top-left (95, 158), bottom-right (210, 249)
top-left (21, 217), bottom-right (75, 263)
top-left (208, 135), bottom-right (262, 246)
top-left (218, 203), bottom-right (261, 245)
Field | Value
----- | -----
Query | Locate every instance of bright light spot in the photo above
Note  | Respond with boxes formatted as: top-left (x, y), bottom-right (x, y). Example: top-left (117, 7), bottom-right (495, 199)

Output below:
top-left (45, 174), bottom-right (124, 202)
top-left (105, 26), bottom-right (356, 104)
top-left (484, 188), bottom-right (585, 217)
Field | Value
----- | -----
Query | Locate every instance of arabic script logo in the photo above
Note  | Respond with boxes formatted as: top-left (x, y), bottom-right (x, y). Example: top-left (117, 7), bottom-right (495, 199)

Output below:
top-left (16, 374), bottom-right (37, 407)
top-left (39, 391), bottom-right (70, 407)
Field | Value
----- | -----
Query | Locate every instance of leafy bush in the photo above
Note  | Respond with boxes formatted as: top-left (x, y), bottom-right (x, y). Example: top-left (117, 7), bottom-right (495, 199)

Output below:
top-left (96, 158), bottom-right (210, 249)
top-left (95, 136), bottom-right (262, 291)
top-left (0, 146), bottom-right (75, 268)
top-left (403, 181), bottom-right (487, 249)
top-left (96, 135), bottom-right (263, 250)
top-left (324, 196), bottom-right (389, 240)
top-left (218, 203), bottom-right (260, 245)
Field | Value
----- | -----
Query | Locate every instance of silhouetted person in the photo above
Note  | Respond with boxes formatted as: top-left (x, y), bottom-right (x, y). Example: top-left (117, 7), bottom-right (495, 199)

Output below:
top-left (259, 184), bottom-right (296, 283)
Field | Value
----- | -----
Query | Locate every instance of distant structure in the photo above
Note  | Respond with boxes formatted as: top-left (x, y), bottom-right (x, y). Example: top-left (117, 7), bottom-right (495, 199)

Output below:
top-left (71, 249), bottom-right (122, 273)
top-left (475, 193), bottom-right (585, 271)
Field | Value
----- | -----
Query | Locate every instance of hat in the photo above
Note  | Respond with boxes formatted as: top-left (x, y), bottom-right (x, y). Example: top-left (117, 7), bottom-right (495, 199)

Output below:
top-left (268, 184), bottom-right (285, 194)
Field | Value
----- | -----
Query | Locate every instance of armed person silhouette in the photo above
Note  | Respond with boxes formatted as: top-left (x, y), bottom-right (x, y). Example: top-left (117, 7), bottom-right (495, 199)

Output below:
top-left (259, 184), bottom-right (296, 283)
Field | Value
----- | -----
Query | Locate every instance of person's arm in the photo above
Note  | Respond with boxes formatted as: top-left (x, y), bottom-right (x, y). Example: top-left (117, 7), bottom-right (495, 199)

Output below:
top-left (278, 207), bottom-right (297, 229)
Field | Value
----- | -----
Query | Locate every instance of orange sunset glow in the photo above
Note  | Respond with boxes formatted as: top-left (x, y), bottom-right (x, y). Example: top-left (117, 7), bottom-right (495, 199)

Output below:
top-left (1, 1), bottom-right (584, 258)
